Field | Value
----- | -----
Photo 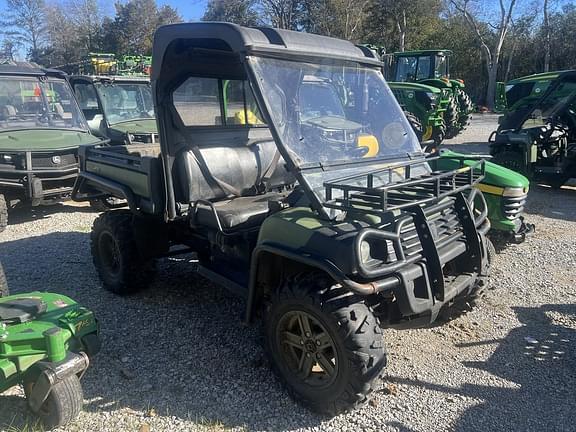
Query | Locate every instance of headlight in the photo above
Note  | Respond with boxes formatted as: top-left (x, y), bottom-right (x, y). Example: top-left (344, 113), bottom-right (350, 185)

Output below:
top-left (360, 240), bottom-right (372, 263)
top-left (502, 186), bottom-right (527, 197)
top-left (0, 154), bottom-right (15, 165)
top-left (359, 239), bottom-right (391, 264)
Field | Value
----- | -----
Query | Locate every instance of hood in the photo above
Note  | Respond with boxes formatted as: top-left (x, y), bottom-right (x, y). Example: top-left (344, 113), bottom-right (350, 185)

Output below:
top-left (303, 116), bottom-right (362, 131)
top-left (0, 129), bottom-right (102, 152)
top-left (438, 150), bottom-right (529, 189)
top-left (388, 82), bottom-right (441, 94)
top-left (109, 119), bottom-right (158, 134)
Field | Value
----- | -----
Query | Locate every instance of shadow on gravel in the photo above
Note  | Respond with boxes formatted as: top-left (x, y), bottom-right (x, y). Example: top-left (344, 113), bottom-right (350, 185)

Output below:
top-left (525, 183), bottom-right (576, 223)
top-left (0, 232), bottom-right (325, 431)
top-left (389, 303), bottom-right (576, 432)
top-left (7, 202), bottom-right (96, 226)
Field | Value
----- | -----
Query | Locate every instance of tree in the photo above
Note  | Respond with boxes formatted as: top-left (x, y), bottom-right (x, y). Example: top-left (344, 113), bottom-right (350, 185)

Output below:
top-left (449, 0), bottom-right (520, 110)
top-left (301, 0), bottom-right (369, 40)
top-left (362, 0), bottom-right (442, 52)
top-left (101, 0), bottom-right (182, 55)
top-left (0, 38), bottom-right (19, 60)
top-left (259, 0), bottom-right (302, 30)
top-left (0, 0), bottom-right (48, 59)
top-left (203, 0), bottom-right (260, 26)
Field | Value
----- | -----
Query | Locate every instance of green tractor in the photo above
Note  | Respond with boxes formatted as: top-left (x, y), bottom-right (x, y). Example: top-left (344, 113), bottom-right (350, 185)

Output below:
top-left (490, 70), bottom-right (576, 189)
top-left (0, 265), bottom-right (100, 429)
top-left (387, 82), bottom-right (447, 149)
top-left (387, 50), bottom-right (473, 139)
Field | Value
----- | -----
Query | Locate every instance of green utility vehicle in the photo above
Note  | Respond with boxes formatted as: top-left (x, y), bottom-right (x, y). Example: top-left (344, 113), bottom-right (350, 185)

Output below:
top-left (69, 75), bottom-right (157, 146)
top-left (73, 23), bottom-right (492, 414)
top-left (490, 70), bottom-right (576, 188)
top-left (0, 62), bottom-right (105, 232)
top-left (0, 271), bottom-right (100, 429)
top-left (494, 70), bottom-right (569, 113)
top-left (388, 50), bottom-right (473, 139)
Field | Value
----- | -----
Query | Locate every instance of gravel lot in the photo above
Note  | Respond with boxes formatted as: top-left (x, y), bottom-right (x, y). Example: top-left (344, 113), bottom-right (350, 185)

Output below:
top-left (1, 114), bottom-right (575, 432)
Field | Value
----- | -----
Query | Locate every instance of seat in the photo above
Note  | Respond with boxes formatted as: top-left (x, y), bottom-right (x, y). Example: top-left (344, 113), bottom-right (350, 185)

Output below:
top-left (194, 193), bottom-right (286, 230)
top-left (0, 298), bottom-right (47, 324)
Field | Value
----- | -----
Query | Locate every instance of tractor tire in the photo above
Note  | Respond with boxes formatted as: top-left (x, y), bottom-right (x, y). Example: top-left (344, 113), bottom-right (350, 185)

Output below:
top-left (27, 374), bottom-right (83, 430)
top-left (432, 119), bottom-right (446, 146)
top-left (492, 150), bottom-right (528, 177)
top-left (0, 262), bottom-right (8, 297)
top-left (0, 193), bottom-right (7, 233)
top-left (444, 98), bottom-right (460, 139)
top-left (457, 89), bottom-right (473, 128)
top-left (437, 238), bottom-right (495, 322)
top-left (404, 111), bottom-right (423, 142)
top-left (91, 210), bottom-right (155, 295)
top-left (264, 272), bottom-right (387, 416)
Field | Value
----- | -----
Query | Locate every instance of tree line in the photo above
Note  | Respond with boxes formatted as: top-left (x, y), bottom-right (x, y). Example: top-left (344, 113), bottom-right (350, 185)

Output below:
top-left (1, 0), bottom-right (575, 108)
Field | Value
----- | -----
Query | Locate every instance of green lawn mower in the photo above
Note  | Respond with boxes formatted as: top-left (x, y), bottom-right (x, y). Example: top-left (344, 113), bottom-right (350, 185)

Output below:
top-left (0, 274), bottom-right (100, 429)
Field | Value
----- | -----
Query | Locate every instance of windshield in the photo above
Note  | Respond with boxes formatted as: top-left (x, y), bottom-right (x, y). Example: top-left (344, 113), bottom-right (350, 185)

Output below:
top-left (395, 56), bottom-right (432, 82)
top-left (95, 82), bottom-right (154, 124)
top-left (0, 77), bottom-right (88, 131)
top-left (434, 55), bottom-right (447, 78)
top-left (251, 57), bottom-right (421, 167)
top-left (520, 79), bottom-right (576, 130)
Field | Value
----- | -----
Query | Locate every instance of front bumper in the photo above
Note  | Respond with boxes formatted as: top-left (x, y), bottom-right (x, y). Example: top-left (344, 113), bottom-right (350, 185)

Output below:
top-left (356, 191), bottom-right (491, 327)
top-left (0, 150), bottom-right (79, 204)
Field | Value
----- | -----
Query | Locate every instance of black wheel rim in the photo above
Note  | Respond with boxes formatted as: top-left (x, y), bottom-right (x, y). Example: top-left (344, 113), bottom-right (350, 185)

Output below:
top-left (276, 310), bottom-right (338, 388)
top-left (99, 231), bottom-right (121, 276)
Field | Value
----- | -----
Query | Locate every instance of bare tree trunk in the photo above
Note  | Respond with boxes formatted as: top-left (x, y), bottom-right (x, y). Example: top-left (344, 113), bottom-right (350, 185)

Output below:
top-left (543, 0), bottom-right (551, 72)
top-left (504, 39), bottom-right (517, 81)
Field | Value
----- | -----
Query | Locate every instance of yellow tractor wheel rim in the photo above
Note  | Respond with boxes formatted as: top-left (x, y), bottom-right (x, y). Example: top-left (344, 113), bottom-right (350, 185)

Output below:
top-left (422, 125), bottom-right (433, 141)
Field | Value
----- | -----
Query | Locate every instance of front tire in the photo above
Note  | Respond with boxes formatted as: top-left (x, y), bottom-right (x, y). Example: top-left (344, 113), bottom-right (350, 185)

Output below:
top-left (91, 210), bottom-right (155, 295)
top-left (264, 273), bottom-right (387, 415)
top-left (0, 194), bottom-right (7, 233)
top-left (27, 374), bottom-right (83, 430)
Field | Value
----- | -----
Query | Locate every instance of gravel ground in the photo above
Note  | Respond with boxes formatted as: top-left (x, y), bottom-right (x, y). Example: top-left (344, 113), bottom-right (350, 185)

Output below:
top-left (1, 115), bottom-right (575, 432)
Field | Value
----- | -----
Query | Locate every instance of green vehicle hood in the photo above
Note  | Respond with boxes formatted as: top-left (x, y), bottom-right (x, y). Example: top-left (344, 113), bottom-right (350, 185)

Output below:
top-left (438, 150), bottom-right (529, 189)
top-left (507, 70), bottom-right (567, 85)
top-left (418, 78), bottom-right (452, 89)
top-left (449, 79), bottom-right (465, 89)
top-left (388, 82), bottom-right (441, 94)
top-left (0, 129), bottom-right (101, 152)
top-left (110, 119), bottom-right (157, 134)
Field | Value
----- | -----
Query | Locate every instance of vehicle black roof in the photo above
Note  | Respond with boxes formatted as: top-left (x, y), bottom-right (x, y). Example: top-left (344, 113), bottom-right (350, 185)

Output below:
top-left (151, 22), bottom-right (381, 81)
top-left (0, 61), bottom-right (66, 78)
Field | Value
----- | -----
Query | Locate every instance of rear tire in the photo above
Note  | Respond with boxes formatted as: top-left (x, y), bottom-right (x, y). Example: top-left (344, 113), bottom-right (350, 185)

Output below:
top-left (27, 374), bottom-right (83, 430)
top-left (264, 272), bottom-right (387, 415)
top-left (91, 210), bottom-right (155, 295)
top-left (404, 111), bottom-right (423, 142)
top-left (444, 97), bottom-right (459, 138)
top-left (0, 194), bottom-right (7, 233)
top-left (0, 262), bottom-right (8, 297)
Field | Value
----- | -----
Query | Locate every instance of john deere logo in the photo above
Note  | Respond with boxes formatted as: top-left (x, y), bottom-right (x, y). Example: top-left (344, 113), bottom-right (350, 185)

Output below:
top-left (52, 155), bottom-right (62, 164)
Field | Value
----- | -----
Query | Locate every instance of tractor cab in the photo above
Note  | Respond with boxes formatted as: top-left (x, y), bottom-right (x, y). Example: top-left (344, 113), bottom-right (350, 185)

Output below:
top-left (390, 50), bottom-right (456, 88)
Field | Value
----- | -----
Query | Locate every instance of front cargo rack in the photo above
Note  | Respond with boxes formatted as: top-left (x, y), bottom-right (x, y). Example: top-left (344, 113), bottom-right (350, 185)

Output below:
top-left (323, 156), bottom-right (485, 214)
